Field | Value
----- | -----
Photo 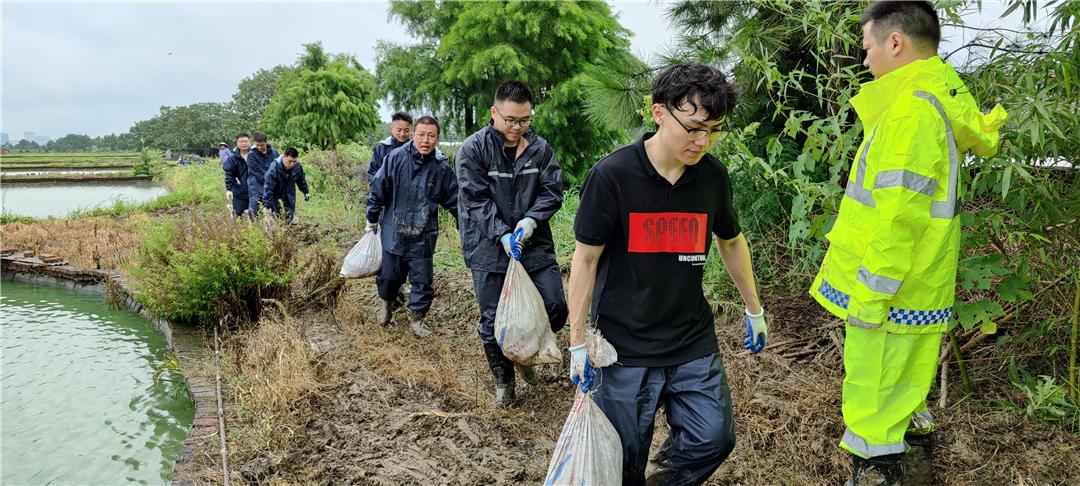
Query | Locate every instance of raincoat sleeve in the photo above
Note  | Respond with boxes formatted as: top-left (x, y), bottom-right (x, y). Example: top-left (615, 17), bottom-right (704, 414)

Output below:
top-left (296, 164), bottom-right (309, 195)
top-left (457, 141), bottom-right (511, 240)
top-left (846, 111), bottom-right (940, 326)
top-left (262, 164), bottom-right (281, 213)
top-left (223, 156), bottom-right (240, 192)
top-left (367, 144), bottom-right (386, 185)
top-left (438, 164), bottom-right (459, 221)
top-left (523, 145), bottom-right (564, 223)
top-left (367, 157), bottom-right (391, 225)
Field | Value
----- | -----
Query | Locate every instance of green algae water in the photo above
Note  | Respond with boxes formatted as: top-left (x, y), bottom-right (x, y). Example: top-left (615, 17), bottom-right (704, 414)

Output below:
top-left (1, 280), bottom-right (193, 485)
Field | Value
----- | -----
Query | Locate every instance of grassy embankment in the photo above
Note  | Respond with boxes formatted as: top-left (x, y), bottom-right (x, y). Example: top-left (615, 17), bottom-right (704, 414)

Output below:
top-left (2, 144), bottom-right (1076, 485)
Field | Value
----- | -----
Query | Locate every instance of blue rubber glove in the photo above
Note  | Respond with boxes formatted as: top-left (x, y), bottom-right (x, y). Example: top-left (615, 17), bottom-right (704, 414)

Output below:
top-left (568, 344), bottom-right (594, 392)
top-left (500, 228), bottom-right (524, 260)
top-left (743, 306), bottom-right (768, 354)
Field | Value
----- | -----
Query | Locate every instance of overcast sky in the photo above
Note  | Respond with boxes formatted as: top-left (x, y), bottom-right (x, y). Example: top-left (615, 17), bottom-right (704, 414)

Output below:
top-left (0, 1), bottom-right (1036, 140)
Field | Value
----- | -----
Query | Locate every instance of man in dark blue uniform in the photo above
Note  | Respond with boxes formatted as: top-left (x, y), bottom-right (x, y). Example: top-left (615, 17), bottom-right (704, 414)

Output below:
top-left (367, 111), bottom-right (413, 186)
top-left (245, 131), bottom-right (279, 216)
top-left (223, 132), bottom-right (252, 218)
top-left (367, 116), bottom-right (458, 337)
top-left (262, 147), bottom-right (310, 223)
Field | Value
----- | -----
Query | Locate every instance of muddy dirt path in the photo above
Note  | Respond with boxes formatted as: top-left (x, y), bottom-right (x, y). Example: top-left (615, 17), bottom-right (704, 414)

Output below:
top-left (240, 268), bottom-right (1079, 485)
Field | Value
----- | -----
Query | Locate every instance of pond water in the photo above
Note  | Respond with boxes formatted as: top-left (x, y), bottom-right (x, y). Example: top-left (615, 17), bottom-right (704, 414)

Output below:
top-left (0, 181), bottom-right (168, 218)
top-left (0, 280), bottom-right (193, 484)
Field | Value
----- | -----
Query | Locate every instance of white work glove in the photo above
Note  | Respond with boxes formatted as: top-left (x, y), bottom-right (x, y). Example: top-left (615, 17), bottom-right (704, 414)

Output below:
top-left (366, 222), bottom-right (379, 234)
top-left (500, 231), bottom-right (522, 260)
top-left (568, 343), bottom-right (588, 384)
top-left (743, 306), bottom-right (768, 354)
top-left (303, 193), bottom-right (311, 202)
top-left (515, 217), bottom-right (538, 243)
top-left (226, 190), bottom-right (233, 200)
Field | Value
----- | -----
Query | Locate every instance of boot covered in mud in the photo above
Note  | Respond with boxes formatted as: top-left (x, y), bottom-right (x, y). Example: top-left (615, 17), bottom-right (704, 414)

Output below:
top-left (409, 310), bottom-right (431, 338)
top-left (516, 364), bottom-right (540, 385)
top-left (482, 343), bottom-right (515, 407)
top-left (376, 299), bottom-right (396, 327)
top-left (847, 453), bottom-right (903, 486)
top-left (902, 432), bottom-right (935, 486)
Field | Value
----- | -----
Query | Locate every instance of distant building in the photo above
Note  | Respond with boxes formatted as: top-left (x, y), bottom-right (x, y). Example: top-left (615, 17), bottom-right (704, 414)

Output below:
top-left (22, 131), bottom-right (36, 142)
top-left (0, 132), bottom-right (9, 145)
top-left (34, 135), bottom-right (51, 146)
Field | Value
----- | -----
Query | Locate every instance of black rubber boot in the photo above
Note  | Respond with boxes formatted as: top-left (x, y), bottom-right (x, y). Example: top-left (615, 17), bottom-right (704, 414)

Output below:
top-left (903, 432), bottom-right (935, 486)
top-left (848, 453), bottom-right (903, 486)
top-left (482, 343), bottom-right (515, 407)
top-left (375, 299), bottom-right (395, 327)
top-left (515, 364), bottom-right (539, 385)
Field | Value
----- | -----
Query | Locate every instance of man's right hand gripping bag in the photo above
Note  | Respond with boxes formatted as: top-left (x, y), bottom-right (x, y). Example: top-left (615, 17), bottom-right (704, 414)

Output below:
top-left (543, 360), bottom-right (622, 485)
top-left (339, 229), bottom-right (381, 279)
top-left (494, 258), bottom-right (561, 365)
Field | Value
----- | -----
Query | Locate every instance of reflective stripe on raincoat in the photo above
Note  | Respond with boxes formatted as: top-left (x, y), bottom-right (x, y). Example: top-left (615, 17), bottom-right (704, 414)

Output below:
top-left (810, 56), bottom-right (1007, 334)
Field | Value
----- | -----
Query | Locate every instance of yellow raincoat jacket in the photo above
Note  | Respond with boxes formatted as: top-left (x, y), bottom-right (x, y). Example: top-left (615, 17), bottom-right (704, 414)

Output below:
top-left (810, 56), bottom-right (1007, 334)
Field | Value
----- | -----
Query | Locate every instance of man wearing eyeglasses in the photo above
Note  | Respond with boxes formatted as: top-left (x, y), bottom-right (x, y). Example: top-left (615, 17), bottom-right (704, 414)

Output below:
top-left (565, 62), bottom-right (769, 485)
top-left (456, 80), bottom-right (568, 407)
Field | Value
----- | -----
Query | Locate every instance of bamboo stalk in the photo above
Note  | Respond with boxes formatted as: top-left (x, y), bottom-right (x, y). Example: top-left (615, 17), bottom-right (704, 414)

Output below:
top-left (949, 329), bottom-right (973, 394)
top-left (214, 324), bottom-right (231, 486)
top-left (1068, 270), bottom-right (1079, 403)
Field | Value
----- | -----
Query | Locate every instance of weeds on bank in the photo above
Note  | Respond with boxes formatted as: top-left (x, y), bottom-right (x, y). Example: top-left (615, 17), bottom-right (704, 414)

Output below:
top-left (130, 212), bottom-right (298, 326)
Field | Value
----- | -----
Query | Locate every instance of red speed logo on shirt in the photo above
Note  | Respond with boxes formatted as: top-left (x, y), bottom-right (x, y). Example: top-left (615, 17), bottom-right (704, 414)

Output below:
top-left (628, 212), bottom-right (708, 253)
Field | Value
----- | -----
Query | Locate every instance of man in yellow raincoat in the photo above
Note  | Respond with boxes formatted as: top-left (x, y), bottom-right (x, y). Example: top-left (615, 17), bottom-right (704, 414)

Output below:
top-left (809, 2), bottom-right (1007, 484)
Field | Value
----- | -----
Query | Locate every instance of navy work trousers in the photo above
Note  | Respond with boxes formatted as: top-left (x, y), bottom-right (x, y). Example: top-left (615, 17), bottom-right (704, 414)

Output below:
top-left (231, 195), bottom-right (250, 218)
top-left (471, 262), bottom-right (568, 344)
top-left (592, 353), bottom-right (736, 486)
top-left (376, 251), bottom-right (434, 314)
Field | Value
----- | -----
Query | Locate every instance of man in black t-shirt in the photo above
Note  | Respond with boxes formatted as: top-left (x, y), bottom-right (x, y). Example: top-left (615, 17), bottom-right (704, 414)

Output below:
top-left (566, 63), bottom-right (770, 485)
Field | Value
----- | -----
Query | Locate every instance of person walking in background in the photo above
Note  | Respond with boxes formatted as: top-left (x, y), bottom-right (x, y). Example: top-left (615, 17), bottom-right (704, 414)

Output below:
top-left (367, 111), bottom-right (413, 186)
top-left (262, 147), bottom-right (310, 224)
top-left (245, 131), bottom-right (278, 217)
top-left (223, 132), bottom-right (252, 218)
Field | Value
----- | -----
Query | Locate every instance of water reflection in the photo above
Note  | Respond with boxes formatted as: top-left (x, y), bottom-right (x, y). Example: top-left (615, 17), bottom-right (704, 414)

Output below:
top-left (0, 181), bottom-right (167, 218)
top-left (1, 280), bottom-right (193, 484)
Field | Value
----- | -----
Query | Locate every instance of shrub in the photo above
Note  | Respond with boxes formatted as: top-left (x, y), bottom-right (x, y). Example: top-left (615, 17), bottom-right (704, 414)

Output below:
top-left (130, 213), bottom-right (298, 326)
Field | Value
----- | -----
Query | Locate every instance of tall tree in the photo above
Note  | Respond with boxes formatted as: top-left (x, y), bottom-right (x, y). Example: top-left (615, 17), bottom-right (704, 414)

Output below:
top-left (129, 102), bottom-right (243, 151)
top-left (377, 0), bottom-right (642, 183)
top-left (232, 65), bottom-right (292, 130)
top-left (262, 43), bottom-right (381, 150)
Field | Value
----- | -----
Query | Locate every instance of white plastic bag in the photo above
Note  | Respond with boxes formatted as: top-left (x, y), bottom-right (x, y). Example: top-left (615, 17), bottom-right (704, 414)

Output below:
top-left (339, 230), bottom-right (381, 279)
top-left (543, 376), bottom-right (622, 484)
top-left (494, 258), bottom-right (561, 365)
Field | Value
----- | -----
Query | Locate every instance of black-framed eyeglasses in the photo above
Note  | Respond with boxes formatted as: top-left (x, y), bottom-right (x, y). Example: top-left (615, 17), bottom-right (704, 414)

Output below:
top-left (665, 105), bottom-right (723, 142)
top-left (494, 106), bottom-right (532, 129)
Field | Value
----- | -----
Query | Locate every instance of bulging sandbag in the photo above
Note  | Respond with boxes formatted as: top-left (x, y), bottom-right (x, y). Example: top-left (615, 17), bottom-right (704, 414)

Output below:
top-left (494, 258), bottom-right (561, 365)
top-left (543, 364), bottom-right (622, 485)
top-left (339, 230), bottom-right (381, 279)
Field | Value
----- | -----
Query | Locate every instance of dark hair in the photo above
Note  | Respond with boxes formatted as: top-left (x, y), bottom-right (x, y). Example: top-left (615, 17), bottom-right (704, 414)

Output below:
top-left (494, 80), bottom-right (533, 105)
top-left (283, 147), bottom-right (299, 158)
top-left (651, 62), bottom-right (737, 121)
top-left (252, 131), bottom-right (268, 142)
top-left (391, 111), bottom-right (413, 124)
top-left (415, 115), bottom-right (440, 135)
top-left (236, 132), bottom-right (250, 140)
top-left (861, 1), bottom-right (941, 50)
